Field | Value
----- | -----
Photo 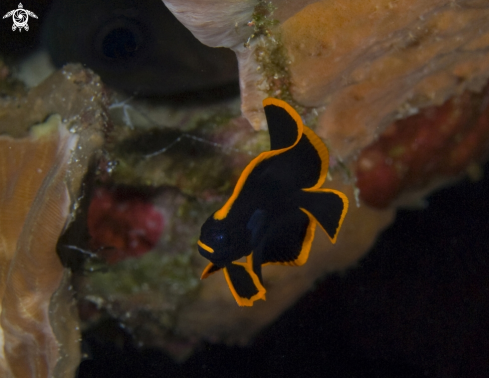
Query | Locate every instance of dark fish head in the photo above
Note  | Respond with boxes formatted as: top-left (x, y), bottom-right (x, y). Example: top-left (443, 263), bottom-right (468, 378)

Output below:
top-left (198, 215), bottom-right (231, 266)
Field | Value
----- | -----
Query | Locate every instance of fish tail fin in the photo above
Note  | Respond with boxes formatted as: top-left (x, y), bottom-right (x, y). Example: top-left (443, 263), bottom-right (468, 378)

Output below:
top-left (298, 189), bottom-right (348, 244)
top-left (223, 254), bottom-right (266, 306)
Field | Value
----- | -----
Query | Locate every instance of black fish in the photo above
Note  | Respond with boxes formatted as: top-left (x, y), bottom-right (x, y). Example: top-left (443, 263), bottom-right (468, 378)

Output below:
top-left (198, 98), bottom-right (349, 306)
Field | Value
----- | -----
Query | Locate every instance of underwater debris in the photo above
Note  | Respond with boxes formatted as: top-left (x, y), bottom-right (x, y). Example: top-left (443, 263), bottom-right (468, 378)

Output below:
top-left (0, 64), bottom-right (107, 377)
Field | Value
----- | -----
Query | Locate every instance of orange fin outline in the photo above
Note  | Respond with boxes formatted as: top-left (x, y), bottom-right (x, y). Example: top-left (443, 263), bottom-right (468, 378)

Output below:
top-left (223, 254), bottom-right (266, 306)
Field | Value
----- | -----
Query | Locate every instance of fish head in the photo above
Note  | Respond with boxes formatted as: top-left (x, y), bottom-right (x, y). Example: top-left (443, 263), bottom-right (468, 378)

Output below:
top-left (198, 215), bottom-right (231, 265)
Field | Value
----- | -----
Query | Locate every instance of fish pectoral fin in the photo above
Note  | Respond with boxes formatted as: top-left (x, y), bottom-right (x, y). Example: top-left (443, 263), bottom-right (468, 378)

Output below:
top-left (223, 261), bottom-right (266, 307)
top-left (201, 262), bottom-right (222, 279)
top-left (247, 209), bottom-right (268, 250)
top-left (299, 189), bottom-right (349, 244)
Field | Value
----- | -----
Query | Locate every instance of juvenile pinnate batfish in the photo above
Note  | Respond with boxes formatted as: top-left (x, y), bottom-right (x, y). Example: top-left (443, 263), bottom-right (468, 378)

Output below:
top-left (197, 98), bottom-right (349, 306)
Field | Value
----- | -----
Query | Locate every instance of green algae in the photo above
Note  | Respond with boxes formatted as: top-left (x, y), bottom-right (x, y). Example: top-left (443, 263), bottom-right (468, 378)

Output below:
top-left (87, 248), bottom-right (199, 300)
top-left (106, 104), bottom-right (269, 198)
top-left (244, 1), bottom-right (279, 47)
top-left (250, 1), bottom-right (294, 104)
top-left (250, 2), bottom-right (321, 124)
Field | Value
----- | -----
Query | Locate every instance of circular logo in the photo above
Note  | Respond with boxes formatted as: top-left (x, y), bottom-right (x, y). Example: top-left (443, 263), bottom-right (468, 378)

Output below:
top-left (3, 3), bottom-right (38, 32)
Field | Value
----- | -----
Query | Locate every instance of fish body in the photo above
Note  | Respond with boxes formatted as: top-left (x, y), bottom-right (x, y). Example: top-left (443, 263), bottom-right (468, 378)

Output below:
top-left (198, 98), bottom-right (348, 306)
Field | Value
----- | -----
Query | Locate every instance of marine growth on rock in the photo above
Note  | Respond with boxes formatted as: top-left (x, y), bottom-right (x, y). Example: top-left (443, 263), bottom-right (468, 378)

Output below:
top-left (0, 64), bottom-right (107, 377)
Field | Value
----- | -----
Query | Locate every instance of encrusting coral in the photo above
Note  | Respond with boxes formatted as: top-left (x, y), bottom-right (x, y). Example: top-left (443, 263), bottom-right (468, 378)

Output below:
top-left (87, 187), bottom-right (165, 264)
top-left (357, 85), bottom-right (489, 208)
top-left (0, 64), bottom-right (107, 377)
top-left (0, 115), bottom-right (79, 378)
top-left (163, 0), bottom-right (489, 161)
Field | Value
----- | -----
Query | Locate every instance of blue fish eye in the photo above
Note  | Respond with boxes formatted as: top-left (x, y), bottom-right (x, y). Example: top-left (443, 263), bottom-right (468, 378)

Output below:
top-left (207, 229), bottom-right (226, 244)
top-left (214, 232), bottom-right (225, 242)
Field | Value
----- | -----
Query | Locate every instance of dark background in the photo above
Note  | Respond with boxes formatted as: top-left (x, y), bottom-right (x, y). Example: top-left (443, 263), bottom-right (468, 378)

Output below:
top-left (78, 161), bottom-right (489, 378)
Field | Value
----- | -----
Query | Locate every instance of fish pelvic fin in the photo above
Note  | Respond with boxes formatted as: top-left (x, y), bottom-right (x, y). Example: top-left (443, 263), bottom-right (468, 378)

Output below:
top-left (201, 262), bottom-right (222, 279)
top-left (299, 189), bottom-right (349, 244)
top-left (223, 254), bottom-right (266, 306)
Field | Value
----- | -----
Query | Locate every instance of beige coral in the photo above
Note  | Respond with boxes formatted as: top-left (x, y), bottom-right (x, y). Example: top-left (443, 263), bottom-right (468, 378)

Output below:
top-left (0, 116), bottom-right (78, 378)
top-left (0, 64), bottom-right (107, 378)
top-left (163, 0), bottom-right (489, 160)
top-left (281, 0), bottom-right (489, 159)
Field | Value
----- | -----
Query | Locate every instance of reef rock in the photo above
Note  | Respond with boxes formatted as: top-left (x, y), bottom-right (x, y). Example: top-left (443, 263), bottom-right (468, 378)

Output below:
top-left (0, 64), bottom-right (107, 377)
top-left (163, 0), bottom-right (489, 160)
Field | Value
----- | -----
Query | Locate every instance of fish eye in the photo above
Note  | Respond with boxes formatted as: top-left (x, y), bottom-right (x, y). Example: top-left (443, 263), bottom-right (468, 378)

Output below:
top-left (208, 229), bottom-right (226, 244)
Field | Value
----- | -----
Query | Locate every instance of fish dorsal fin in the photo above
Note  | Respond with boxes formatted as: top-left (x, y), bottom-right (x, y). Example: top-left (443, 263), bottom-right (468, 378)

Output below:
top-left (263, 98), bottom-right (303, 150)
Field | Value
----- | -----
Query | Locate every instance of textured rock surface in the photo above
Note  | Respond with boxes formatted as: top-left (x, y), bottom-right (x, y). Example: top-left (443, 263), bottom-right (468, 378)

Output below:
top-left (281, 0), bottom-right (489, 159)
top-left (163, 0), bottom-right (489, 161)
top-left (0, 64), bottom-right (107, 378)
top-left (356, 84), bottom-right (489, 207)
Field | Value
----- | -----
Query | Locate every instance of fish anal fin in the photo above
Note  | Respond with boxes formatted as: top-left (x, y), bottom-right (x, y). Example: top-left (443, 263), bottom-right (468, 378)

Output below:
top-left (223, 259), bottom-right (266, 307)
top-left (260, 209), bottom-right (316, 267)
top-left (299, 189), bottom-right (349, 244)
top-left (201, 262), bottom-right (222, 279)
top-left (291, 214), bottom-right (316, 266)
top-left (264, 219), bottom-right (317, 267)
